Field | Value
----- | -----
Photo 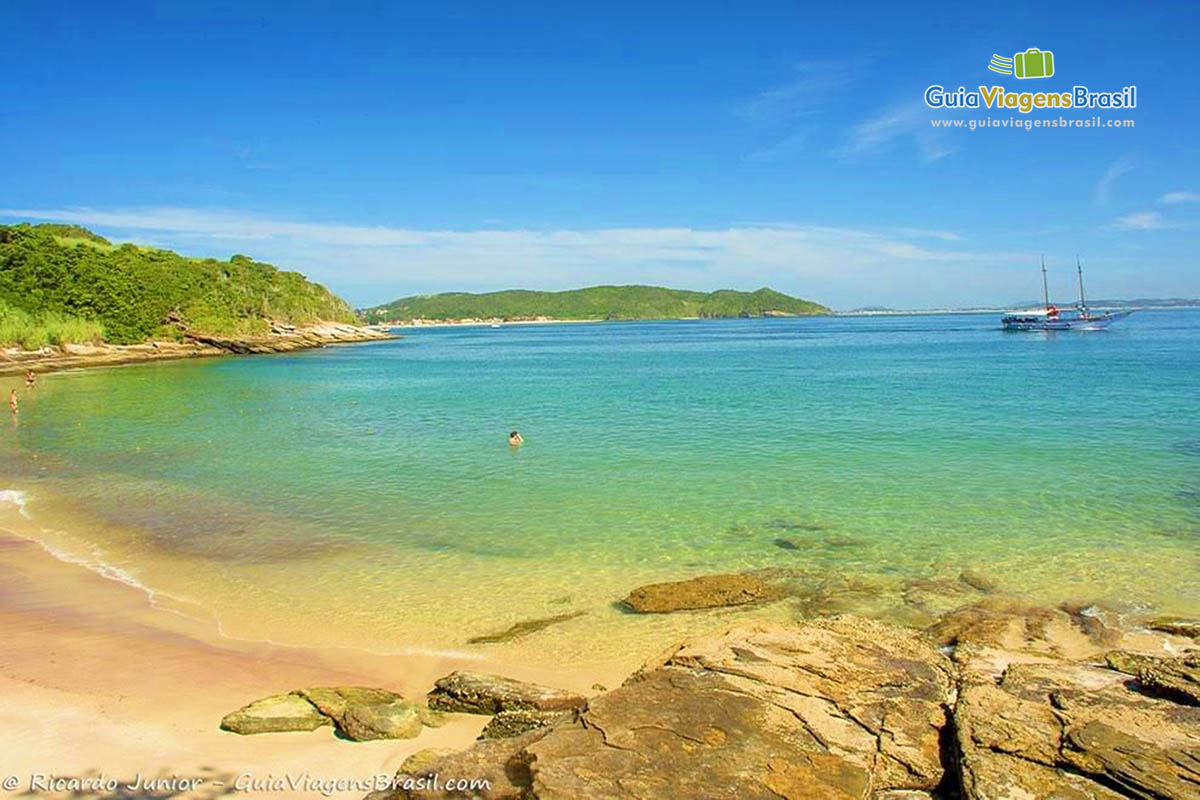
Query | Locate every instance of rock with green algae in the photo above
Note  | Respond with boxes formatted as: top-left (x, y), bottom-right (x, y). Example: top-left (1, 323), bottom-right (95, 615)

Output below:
top-left (219, 693), bottom-right (330, 735)
top-left (221, 686), bottom-right (443, 741)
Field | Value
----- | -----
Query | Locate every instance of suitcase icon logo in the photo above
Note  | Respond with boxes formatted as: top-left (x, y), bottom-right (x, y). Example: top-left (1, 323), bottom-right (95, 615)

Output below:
top-left (988, 48), bottom-right (1055, 79)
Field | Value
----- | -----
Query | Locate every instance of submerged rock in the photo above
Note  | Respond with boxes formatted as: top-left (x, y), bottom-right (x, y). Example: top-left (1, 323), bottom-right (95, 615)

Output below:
top-left (219, 693), bottom-right (330, 735)
top-left (765, 519), bottom-right (826, 530)
top-left (621, 572), bottom-right (783, 613)
top-left (957, 568), bottom-right (998, 593)
top-left (426, 672), bottom-right (586, 715)
top-left (1148, 617), bottom-right (1200, 639)
top-left (466, 611), bottom-right (586, 644)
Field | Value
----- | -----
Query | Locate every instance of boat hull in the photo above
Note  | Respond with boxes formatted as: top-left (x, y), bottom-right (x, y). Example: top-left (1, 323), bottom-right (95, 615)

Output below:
top-left (1001, 309), bottom-right (1133, 331)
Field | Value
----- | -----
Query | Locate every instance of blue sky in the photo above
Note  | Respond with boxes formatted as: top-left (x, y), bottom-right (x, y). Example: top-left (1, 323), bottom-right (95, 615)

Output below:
top-left (1, 1), bottom-right (1197, 308)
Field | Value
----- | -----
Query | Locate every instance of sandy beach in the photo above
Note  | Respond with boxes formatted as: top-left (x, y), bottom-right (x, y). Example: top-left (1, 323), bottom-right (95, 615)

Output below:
top-left (0, 524), bottom-right (619, 800)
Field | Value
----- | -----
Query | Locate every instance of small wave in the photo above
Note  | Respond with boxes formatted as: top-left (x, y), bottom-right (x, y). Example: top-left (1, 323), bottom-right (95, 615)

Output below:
top-left (0, 489), bottom-right (32, 519)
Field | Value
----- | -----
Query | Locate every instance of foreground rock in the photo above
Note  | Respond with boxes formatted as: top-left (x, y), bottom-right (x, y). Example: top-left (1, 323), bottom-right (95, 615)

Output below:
top-left (298, 686), bottom-right (445, 741)
top-left (480, 709), bottom-right (578, 739)
top-left (426, 672), bottom-right (586, 715)
top-left (222, 686), bottom-right (441, 741)
top-left (371, 607), bottom-right (1200, 800)
top-left (387, 617), bottom-right (955, 799)
top-left (620, 572), bottom-right (783, 613)
top-left (955, 659), bottom-right (1200, 798)
top-left (1107, 651), bottom-right (1200, 705)
top-left (219, 693), bottom-right (330, 735)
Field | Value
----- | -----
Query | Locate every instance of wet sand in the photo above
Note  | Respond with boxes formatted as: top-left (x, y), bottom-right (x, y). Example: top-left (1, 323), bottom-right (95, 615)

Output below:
top-left (0, 527), bottom-right (621, 799)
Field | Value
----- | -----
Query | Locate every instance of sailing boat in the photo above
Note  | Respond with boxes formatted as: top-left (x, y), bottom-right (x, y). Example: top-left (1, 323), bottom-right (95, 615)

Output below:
top-left (1001, 256), bottom-right (1135, 331)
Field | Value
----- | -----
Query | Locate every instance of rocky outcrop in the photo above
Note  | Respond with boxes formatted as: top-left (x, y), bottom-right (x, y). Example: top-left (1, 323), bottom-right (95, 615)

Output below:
top-left (219, 692), bottom-right (331, 735)
top-left (371, 609), bottom-right (1200, 800)
top-left (1107, 651), bottom-right (1200, 705)
top-left (620, 572), bottom-right (784, 613)
top-left (385, 617), bottom-right (956, 799)
top-left (0, 321), bottom-right (392, 376)
top-left (954, 659), bottom-right (1200, 798)
top-left (426, 672), bottom-right (586, 715)
top-left (1149, 618), bottom-right (1200, 639)
top-left (188, 321), bottom-right (391, 355)
top-left (221, 685), bottom-right (441, 741)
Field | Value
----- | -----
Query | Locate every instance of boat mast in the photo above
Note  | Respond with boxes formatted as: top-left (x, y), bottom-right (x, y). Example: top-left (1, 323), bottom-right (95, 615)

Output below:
top-left (1041, 255), bottom-right (1050, 311)
top-left (1076, 255), bottom-right (1088, 313)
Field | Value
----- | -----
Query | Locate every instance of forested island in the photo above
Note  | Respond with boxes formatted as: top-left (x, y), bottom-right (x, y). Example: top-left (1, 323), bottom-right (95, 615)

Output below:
top-left (362, 286), bottom-right (830, 324)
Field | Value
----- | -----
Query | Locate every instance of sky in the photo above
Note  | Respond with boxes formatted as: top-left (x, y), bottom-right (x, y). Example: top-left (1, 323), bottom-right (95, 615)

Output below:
top-left (1, 0), bottom-right (1197, 309)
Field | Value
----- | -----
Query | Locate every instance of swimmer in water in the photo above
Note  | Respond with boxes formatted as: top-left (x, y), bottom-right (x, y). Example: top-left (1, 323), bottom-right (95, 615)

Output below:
top-left (508, 430), bottom-right (524, 446)
top-left (9, 389), bottom-right (17, 414)
top-left (25, 370), bottom-right (35, 388)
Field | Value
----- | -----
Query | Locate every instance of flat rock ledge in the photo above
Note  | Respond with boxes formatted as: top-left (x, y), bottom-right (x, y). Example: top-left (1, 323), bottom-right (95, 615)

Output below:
top-left (371, 610), bottom-right (1200, 800)
top-left (0, 321), bottom-right (392, 376)
top-left (221, 685), bottom-right (443, 741)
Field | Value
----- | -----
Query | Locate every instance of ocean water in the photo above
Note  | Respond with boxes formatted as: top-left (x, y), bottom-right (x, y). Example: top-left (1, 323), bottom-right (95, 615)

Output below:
top-left (2, 312), bottom-right (1198, 667)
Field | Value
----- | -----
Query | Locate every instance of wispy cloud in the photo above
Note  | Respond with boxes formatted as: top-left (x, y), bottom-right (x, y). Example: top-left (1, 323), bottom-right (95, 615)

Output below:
top-left (737, 60), bottom-right (866, 162)
top-left (1094, 155), bottom-right (1137, 205)
top-left (1159, 190), bottom-right (1200, 205)
top-left (1114, 211), bottom-right (1171, 230)
top-left (0, 206), bottom-right (1031, 308)
top-left (840, 100), bottom-right (954, 164)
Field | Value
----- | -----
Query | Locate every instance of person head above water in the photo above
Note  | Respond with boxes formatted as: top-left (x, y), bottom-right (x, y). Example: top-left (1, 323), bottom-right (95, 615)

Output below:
top-left (509, 430), bottom-right (523, 445)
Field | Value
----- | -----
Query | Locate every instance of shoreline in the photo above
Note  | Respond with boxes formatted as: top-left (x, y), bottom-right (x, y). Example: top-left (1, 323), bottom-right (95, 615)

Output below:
top-left (0, 520), bottom-right (623, 799)
top-left (0, 321), bottom-right (394, 377)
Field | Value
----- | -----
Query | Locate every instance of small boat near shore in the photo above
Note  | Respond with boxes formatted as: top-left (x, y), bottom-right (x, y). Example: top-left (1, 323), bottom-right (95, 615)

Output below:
top-left (1002, 256), bottom-right (1134, 331)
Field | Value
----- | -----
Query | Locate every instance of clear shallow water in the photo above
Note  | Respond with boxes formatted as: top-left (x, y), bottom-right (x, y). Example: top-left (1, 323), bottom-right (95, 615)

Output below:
top-left (2, 312), bottom-right (1199, 667)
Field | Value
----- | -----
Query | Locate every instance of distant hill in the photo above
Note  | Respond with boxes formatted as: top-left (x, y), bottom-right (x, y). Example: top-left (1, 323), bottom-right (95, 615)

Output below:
top-left (0, 223), bottom-right (356, 348)
top-left (362, 285), bottom-right (830, 323)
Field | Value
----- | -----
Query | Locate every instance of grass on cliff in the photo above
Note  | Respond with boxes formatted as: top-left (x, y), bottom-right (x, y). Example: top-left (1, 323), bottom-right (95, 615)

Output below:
top-left (0, 223), bottom-right (356, 346)
top-left (0, 299), bottom-right (105, 350)
top-left (363, 285), bottom-right (830, 323)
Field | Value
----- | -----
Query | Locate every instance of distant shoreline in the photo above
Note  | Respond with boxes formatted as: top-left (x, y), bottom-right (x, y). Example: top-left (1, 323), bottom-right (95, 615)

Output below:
top-left (1, 322), bottom-right (392, 377)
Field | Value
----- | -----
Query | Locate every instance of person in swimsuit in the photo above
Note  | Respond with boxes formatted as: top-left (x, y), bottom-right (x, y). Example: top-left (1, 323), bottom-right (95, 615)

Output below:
top-left (508, 430), bottom-right (524, 446)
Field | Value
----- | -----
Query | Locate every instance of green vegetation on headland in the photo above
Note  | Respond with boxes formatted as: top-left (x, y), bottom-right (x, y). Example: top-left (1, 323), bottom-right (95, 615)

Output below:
top-left (0, 223), bottom-right (356, 348)
top-left (362, 285), bottom-right (830, 323)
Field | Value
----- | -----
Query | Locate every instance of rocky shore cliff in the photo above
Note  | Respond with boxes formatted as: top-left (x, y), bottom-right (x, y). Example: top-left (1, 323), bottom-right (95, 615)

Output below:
top-left (0, 320), bottom-right (392, 376)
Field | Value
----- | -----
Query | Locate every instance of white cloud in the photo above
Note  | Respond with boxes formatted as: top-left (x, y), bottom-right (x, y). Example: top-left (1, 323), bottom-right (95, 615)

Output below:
top-left (1094, 155), bottom-right (1136, 205)
top-left (840, 100), bottom-right (954, 164)
top-left (1114, 211), bottom-right (1169, 230)
top-left (1159, 191), bottom-right (1200, 205)
top-left (0, 206), bottom-right (1034, 308)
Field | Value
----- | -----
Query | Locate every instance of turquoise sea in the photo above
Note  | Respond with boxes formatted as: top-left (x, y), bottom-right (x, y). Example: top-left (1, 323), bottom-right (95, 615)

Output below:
top-left (2, 311), bottom-right (1198, 667)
